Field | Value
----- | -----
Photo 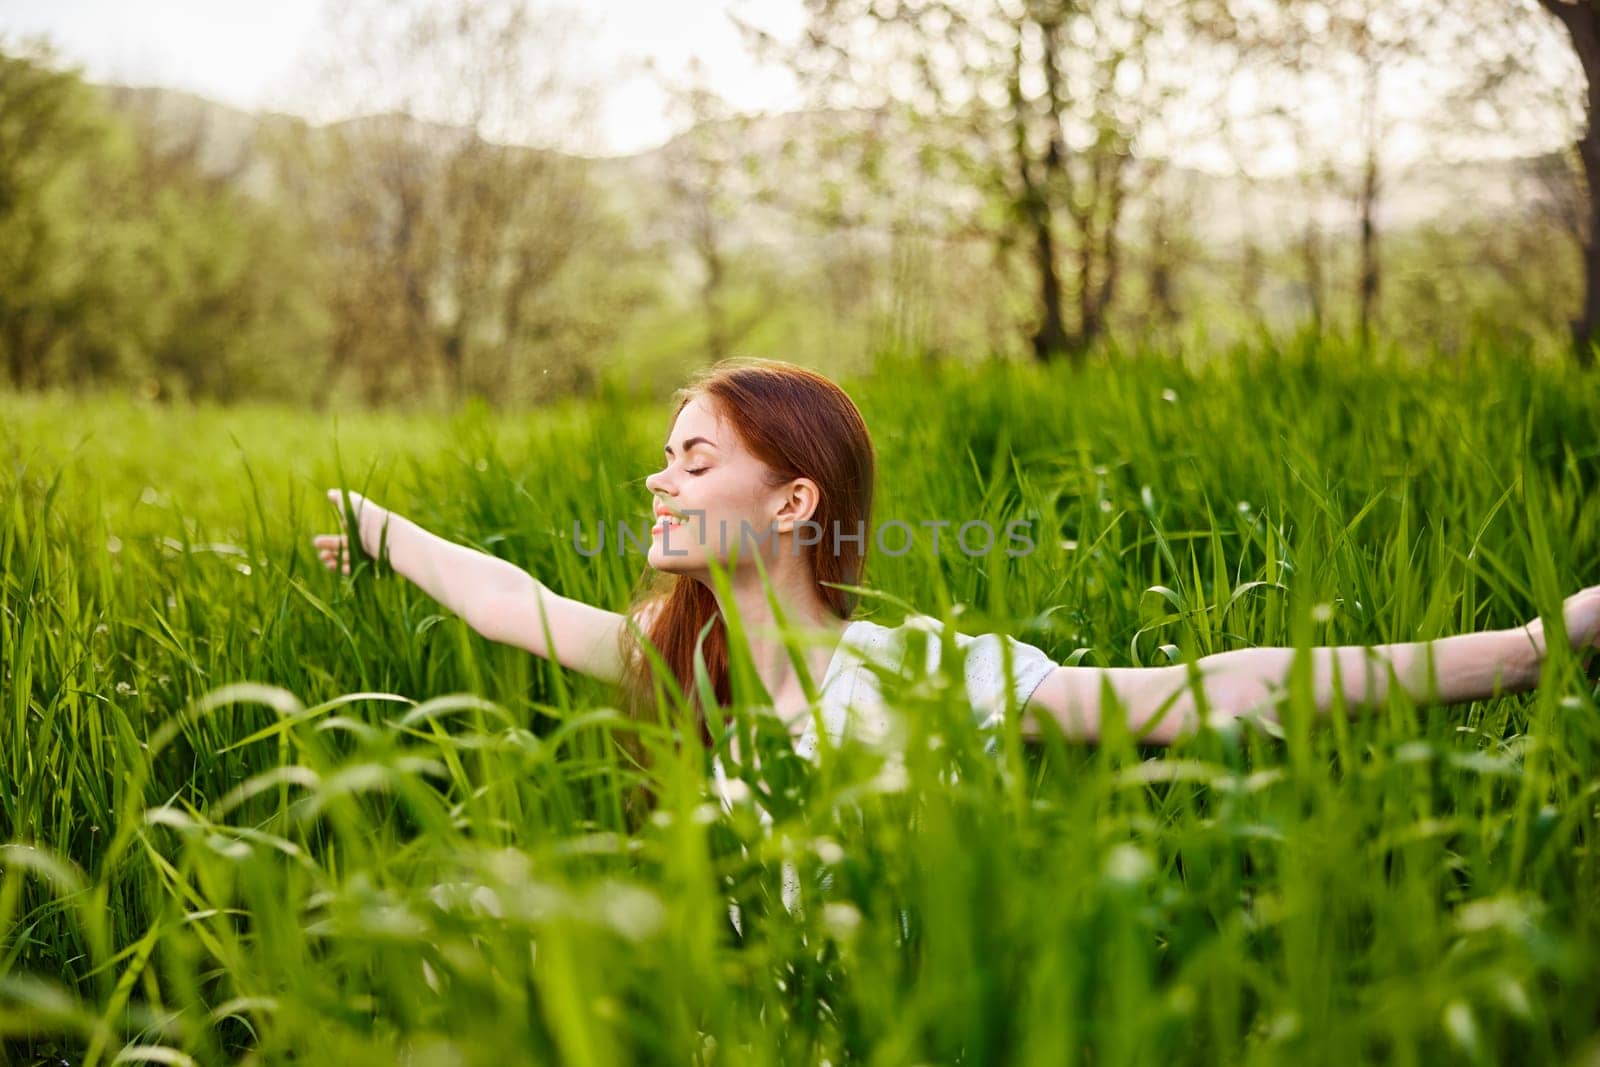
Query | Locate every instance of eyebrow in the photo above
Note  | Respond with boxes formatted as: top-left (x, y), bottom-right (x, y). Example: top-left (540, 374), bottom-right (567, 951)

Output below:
top-left (663, 436), bottom-right (718, 457)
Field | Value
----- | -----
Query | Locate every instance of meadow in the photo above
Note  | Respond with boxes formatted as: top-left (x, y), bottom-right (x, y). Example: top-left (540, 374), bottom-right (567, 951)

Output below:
top-left (2, 338), bottom-right (1599, 1065)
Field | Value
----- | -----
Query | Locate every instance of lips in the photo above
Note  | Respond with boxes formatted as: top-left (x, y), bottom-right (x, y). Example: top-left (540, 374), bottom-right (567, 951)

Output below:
top-left (651, 503), bottom-right (690, 537)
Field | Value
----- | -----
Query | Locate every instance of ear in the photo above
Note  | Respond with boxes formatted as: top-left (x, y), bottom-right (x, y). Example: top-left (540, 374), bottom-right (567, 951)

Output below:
top-left (772, 477), bottom-right (822, 532)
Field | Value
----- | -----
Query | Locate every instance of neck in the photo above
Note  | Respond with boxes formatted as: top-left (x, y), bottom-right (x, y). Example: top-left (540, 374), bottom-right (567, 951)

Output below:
top-left (703, 558), bottom-right (848, 708)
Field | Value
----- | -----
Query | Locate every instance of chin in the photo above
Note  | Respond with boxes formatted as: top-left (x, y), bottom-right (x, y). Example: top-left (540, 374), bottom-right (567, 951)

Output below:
top-left (647, 544), bottom-right (700, 573)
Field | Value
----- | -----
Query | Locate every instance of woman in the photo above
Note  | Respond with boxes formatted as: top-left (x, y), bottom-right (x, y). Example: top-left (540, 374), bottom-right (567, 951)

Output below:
top-left (313, 357), bottom-right (1600, 767)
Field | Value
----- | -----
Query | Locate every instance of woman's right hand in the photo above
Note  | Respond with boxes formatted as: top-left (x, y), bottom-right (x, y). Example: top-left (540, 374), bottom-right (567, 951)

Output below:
top-left (312, 489), bottom-right (377, 574)
top-left (312, 529), bottom-right (351, 574)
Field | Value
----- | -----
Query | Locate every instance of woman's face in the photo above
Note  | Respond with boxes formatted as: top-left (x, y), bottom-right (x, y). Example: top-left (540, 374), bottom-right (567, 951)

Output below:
top-left (643, 395), bottom-right (813, 576)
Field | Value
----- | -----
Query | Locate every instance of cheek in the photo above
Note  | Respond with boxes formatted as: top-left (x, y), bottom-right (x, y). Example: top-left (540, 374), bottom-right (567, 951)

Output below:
top-left (715, 489), bottom-right (774, 531)
top-left (691, 480), bottom-right (749, 520)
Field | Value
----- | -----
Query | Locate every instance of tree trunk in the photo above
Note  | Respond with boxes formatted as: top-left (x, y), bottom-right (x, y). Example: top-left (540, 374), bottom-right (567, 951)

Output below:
top-left (1151, 209), bottom-right (1178, 328)
top-left (697, 207), bottom-right (726, 363)
top-left (1032, 215), bottom-right (1070, 363)
top-left (442, 329), bottom-right (466, 404)
top-left (1540, 0), bottom-right (1600, 366)
top-left (1301, 210), bottom-right (1325, 333)
top-left (1011, 28), bottom-right (1070, 366)
top-left (1239, 239), bottom-right (1263, 321)
top-left (1033, 16), bottom-right (1077, 365)
top-left (1580, 124), bottom-right (1600, 366)
top-left (1355, 25), bottom-right (1383, 352)
top-left (1357, 147), bottom-right (1380, 350)
top-left (5, 318), bottom-right (27, 390)
top-left (1085, 153), bottom-right (1128, 350)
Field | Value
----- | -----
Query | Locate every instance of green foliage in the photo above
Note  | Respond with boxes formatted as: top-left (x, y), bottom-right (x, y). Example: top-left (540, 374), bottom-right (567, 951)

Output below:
top-left (0, 45), bottom-right (128, 388)
top-left (1, 338), bottom-right (1598, 1063)
top-left (0, 43), bottom-right (328, 402)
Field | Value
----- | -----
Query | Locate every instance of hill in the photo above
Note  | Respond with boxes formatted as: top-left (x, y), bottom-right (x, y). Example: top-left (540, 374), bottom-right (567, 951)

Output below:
top-left (91, 81), bottom-right (1576, 258)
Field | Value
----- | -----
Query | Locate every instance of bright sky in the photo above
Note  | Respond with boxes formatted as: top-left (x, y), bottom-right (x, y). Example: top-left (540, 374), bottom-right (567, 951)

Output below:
top-left (0, 0), bottom-right (807, 157)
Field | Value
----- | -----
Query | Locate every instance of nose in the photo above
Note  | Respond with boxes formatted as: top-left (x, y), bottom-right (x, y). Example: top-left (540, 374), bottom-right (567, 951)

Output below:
top-left (645, 467), bottom-right (670, 496)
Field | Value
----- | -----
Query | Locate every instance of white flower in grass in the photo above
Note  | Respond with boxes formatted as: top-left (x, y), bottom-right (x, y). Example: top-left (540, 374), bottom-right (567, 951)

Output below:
top-left (823, 902), bottom-right (862, 942)
top-left (813, 837), bottom-right (845, 866)
top-left (471, 885), bottom-right (504, 918)
top-left (717, 774), bottom-right (751, 805)
top-left (870, 755), bottom-right (910, 795)
top-left (1102, 843), bottom-right (1153, 885)
top-left (426, 881), bottom-right (504, 919)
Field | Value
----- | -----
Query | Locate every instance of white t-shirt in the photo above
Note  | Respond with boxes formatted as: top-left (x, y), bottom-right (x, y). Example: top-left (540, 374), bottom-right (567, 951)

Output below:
top-left (710, 612), bottom-right (1058, 924)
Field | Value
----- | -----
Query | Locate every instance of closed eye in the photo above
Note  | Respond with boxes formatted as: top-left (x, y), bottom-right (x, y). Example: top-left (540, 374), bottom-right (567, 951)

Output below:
top-left (687, 467), bottom-right (710, 476)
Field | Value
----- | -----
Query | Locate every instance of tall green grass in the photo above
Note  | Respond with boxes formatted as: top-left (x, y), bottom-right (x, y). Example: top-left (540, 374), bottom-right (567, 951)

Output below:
top-left (1, 336), bottom-right (1598, 1064)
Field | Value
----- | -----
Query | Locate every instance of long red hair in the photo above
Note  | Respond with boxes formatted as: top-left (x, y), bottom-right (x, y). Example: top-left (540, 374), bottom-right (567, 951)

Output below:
top-left (617, 358), bottom-right (877, 752)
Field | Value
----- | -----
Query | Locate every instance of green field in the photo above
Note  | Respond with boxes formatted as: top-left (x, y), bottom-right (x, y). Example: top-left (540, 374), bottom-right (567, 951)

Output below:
top-left (3, 341), bottom-right (1600, 1065)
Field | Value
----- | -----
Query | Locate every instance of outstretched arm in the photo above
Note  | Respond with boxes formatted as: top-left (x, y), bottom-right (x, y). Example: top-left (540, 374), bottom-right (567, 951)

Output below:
top-left (313, 489), bottom-right (645, 685)
top-left (1021, 585), bottom-right (1600, 746)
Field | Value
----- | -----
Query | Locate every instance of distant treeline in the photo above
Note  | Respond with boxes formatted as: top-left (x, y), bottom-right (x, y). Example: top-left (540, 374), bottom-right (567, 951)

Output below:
top-left (0, 36), bottom-right (1588, 409)
top-left (0, 45), bottom-right (654, 408)
top-left (0, 49), bottom-right (326, 404)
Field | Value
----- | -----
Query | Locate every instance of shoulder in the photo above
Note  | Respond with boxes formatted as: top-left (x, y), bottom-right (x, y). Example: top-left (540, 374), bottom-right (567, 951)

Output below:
top-left (879, 612), bottom-right (1058, 692)
top-left (832, 614), bottom-right (937, 665)
top-left (836, 613), bottom-right (987, 674)
top-left (832, 612), bottom-right (1058, 678)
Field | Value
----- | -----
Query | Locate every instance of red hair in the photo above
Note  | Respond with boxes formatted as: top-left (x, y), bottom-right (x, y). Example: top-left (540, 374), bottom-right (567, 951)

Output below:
top-left (617, 358), bottom-right (876, 753)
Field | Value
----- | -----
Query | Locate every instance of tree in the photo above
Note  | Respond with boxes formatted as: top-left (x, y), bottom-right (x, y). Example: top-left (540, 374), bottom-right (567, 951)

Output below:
top-left (0, 41), bottom-right (121, 389)
top-left (0, 41), bottom-right (323, 400)
top-left (743, 0), bottom-right (1189, 366)
top-left (293, 0), bottom-right (640, 405)
top-left (102, 87), bottom-right (331, 401)
top-left (1534, 0), bottom-right (1599, 363)
top-left (1189, 0), bottom-right (1458, 346)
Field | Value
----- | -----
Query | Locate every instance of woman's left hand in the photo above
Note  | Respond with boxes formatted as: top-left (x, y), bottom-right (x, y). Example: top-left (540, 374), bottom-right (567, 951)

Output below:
top-left (1520, 585), bottom-right (1600, 668)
